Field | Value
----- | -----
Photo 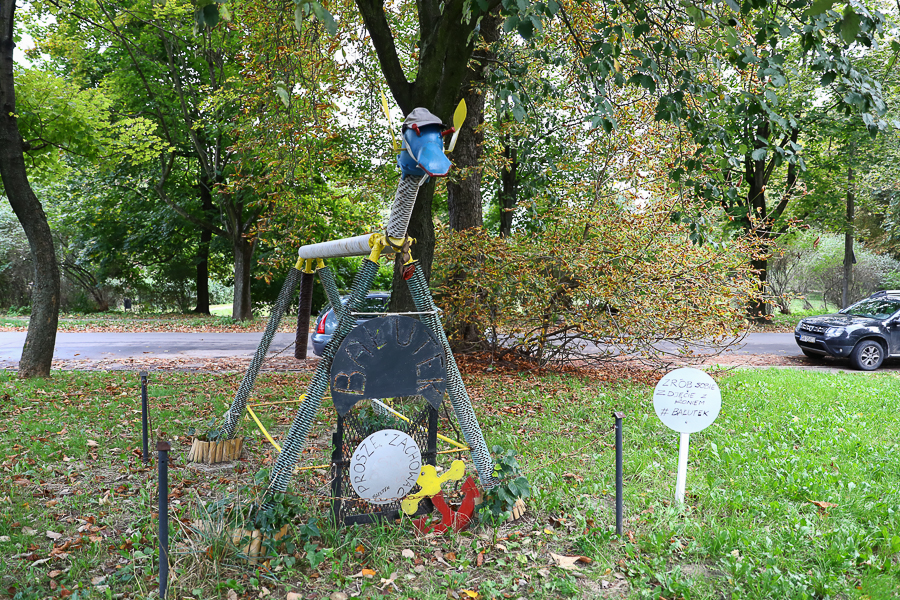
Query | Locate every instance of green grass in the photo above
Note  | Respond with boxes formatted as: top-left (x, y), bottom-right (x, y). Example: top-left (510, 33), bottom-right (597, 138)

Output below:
top-left (1, 367), bottom-right (899, 599)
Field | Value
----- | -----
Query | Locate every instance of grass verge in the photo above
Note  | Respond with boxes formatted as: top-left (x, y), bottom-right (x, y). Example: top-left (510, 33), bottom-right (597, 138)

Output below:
top-left (0, 311), bottom-right (306, 333)
top-left (1, 367), bottom-right (898, 599)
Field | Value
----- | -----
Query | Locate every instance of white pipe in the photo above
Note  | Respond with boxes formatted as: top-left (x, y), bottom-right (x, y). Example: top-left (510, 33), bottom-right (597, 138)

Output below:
top-left (297, 234), bottom-right (375, 260)
top-left (675, 432), bottom-right (689, 504)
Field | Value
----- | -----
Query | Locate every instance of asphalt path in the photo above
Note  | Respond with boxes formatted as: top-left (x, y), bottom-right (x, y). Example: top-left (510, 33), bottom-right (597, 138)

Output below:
top-left (0, 331), bottom-right (314, 362)
top-left (0, 331), bottom-right (792, 362)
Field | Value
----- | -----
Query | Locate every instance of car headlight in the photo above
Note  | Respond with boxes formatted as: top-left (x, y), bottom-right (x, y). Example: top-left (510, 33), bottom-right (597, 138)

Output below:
top-left (824, 327), bottom-right (844, 338)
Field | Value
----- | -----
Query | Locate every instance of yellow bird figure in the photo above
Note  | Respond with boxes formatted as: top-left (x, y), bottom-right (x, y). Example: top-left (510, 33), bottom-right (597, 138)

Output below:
top-left (400, 460), bottom-right (466, 515)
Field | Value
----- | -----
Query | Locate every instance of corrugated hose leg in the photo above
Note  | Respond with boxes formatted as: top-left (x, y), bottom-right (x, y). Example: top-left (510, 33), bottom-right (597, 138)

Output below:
top-left (220, 267), bottom-right (301, 440)
top-left (405, 262), bottom-right (498, 489)
top-left (262, 259), bottom-right (380, 507)
top-left (317, 266), bottom-right (345, 321)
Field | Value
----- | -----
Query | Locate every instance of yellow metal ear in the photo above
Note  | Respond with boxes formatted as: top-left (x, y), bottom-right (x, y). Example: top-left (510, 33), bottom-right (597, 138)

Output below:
top-left (380, 92), bottom-right (400, 153)
top-left (448, 99), bottom-right (466, 153)
top-left (453, 99), bottom-right (467, 129)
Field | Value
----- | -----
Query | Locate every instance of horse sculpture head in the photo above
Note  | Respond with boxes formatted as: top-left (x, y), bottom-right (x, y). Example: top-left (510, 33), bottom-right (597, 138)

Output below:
top-left (397, 108), bottom-right (453, 178)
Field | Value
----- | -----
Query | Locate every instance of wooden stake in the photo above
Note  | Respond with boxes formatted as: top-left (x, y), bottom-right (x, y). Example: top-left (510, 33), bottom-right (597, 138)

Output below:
top-left (249, 530), bottom-right (262, 565)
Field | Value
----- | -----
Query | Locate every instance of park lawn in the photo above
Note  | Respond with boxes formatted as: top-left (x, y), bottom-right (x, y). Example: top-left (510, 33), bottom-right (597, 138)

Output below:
top-left (0, 311), bottom-right (305, 333)
top-left (1, 367), bottom-right (899, 599)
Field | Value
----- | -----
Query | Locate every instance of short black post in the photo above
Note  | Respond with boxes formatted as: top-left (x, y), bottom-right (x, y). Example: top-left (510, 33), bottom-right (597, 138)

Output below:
top-left (157, 441), bottom-right (170, 599)
top-left (614, 411), bottom-right (625, 537)
top-left (140, 371), bottom-right (149, 463)
top-left (295, 269), bottom-right (315, 360)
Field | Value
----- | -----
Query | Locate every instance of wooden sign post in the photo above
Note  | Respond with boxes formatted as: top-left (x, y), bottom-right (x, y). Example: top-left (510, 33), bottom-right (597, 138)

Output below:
top-left (652, 368), bottom-right (721, 504)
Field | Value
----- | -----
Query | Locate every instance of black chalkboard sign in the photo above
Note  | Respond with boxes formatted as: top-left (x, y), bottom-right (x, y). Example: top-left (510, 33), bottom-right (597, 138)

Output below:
top-left (330, 315), bottom-right (447, 415)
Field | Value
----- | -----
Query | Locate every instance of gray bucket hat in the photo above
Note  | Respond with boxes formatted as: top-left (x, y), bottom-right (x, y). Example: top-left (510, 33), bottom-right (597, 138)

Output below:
top-left (402, 108), bottom-right (446, 132)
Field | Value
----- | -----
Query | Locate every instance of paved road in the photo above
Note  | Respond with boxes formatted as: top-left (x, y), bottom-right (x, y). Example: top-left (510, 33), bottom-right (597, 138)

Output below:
top-left (0, 332), bottom-right (313, 362)
top-left (0, 331), bottom-right (791, 362)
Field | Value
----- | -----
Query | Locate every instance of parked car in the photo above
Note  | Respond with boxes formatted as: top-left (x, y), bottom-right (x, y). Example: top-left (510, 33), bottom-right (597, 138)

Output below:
top-left (794, 290), bottom-right (900, 370)
top-left (310, 292), bottom-right (391, 357)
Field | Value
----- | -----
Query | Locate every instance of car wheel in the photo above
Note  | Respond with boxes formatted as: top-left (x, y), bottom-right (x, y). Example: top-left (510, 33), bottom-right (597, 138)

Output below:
top-left (801, 348), bottom-right (822, 359)
top-left (850, 340), bottom-right (884, 371)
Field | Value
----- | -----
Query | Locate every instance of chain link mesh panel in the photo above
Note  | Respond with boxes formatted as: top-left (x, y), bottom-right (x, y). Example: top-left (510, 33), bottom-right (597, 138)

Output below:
top-left (405, 263), bottom-right (498, 489)
top-left (220, 267), bottom-right (301, 440)
top-left (317, 266), bottom-right (344, 321)
top-left (264, 259), bottom-right (380, 504)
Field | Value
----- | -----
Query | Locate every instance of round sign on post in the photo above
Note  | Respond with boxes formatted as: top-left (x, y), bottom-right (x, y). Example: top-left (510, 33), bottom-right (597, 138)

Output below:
top-left (349, 429), bottom-right (422, 505)
top-left (652, 368), bottom-right (721, 504)
top-left (653, 367), bottom-right (721, 434)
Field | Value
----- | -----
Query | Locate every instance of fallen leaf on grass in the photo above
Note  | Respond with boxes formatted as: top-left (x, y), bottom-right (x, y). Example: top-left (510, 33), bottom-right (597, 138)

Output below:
top-left (549, 552), bottom-right (591, 571)
top-left (226, 590), bottom-right (238, 600)
top-left (86, 440), bottom-right (99, 448)
top-left (350, 568), bottom-right (376, 579)
top-left (46, 531), bottom-right (62, 541)
top-left (286, 593), bottom-right (302, 600)
top-left (810, 500), bottom-right (837, 514)
top-left (461, 590), bottom-right (478, 598)
top-left (379, 572), bottom-right (399, 591)
top-left (401, 548), bottom-right (415, 559)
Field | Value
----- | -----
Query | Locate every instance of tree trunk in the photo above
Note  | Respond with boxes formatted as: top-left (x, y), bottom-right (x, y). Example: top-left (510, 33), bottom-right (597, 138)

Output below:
top-left (843, 150), bottom-right (855, 309)
top-left (446, 82), bottom-right (484, 231)
top-left (445, 12), bottom-right (498, 233)
top-left (357, 0), bottom-right (499, 312)
top-left (194, 227), bottom-right (211, 314)
top-left (232, 235), bottom-right (255, 321)
top-left (499, 141), bottom-right (518, 237)
top-left (194, 176), bottom-right (214, 315)
top-left (0, 0), bottom-right (60, 377)
top-left (745, 121), bottom-right (769, 321)
top-left (748, 257), bottom-right (769, 320)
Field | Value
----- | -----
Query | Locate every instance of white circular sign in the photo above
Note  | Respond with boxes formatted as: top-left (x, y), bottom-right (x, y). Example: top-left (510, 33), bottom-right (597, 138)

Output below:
top-left (653, 368), bottom-right (721, 433)
top-left (349, 429), bottom-right (422, 505)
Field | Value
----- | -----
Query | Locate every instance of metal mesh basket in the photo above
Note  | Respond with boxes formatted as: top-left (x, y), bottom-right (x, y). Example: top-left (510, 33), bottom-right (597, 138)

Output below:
top-left (331, 398), bottom-right (438, 525)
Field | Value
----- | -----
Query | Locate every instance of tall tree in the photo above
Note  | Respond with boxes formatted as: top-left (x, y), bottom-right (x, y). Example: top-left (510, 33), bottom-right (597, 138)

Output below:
top-left (349, 0), bottom-right (513, 309)
top-left (0, 0), bottom-right (59, 377)
top-left (508, 0), bottom-right (894, 319)
top-left (34, 0), bottom-right (264, 319)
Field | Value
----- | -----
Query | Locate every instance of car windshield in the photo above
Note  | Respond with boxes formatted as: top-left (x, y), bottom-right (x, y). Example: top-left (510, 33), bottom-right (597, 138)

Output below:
top-left (327, 296), bottom-right (388, 314)
top-left (843, 298), bottom-right (900, 320)
top-left (357, 296), bottom-right (388, 313)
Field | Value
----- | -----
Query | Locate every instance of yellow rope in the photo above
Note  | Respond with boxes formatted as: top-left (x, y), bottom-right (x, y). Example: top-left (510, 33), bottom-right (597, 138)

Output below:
top-left (296, 463), bottom-right (330, 471)
top-left (372, 399), bottom-right (469, 450)
top-left (248, 394), bottom-right (331, 408)
top-left (246, 405), bottom-right (282, 453)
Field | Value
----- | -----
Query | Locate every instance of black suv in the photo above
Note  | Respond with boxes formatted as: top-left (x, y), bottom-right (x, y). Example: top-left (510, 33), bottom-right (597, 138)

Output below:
top-left (795, 291), bottom-right (900, 370)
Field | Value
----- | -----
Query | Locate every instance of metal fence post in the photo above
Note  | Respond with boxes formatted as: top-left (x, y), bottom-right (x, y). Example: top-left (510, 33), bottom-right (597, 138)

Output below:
top-left (140, 371), bottom-right (149, 463)
top-left (614, 411), bottom-right (625, 537)
top-left (157, 441), bottom-right (170, 599)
